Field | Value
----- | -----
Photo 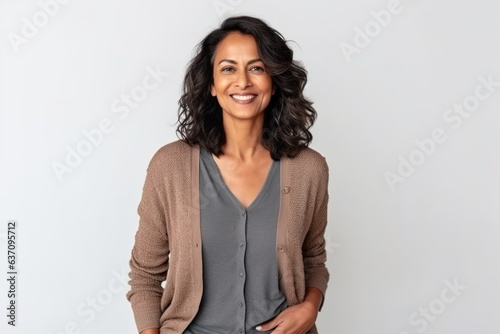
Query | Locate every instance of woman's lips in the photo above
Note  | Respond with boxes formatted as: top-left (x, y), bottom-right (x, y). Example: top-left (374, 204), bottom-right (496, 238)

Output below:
top-left (230, 94), bottom-right (257, 104)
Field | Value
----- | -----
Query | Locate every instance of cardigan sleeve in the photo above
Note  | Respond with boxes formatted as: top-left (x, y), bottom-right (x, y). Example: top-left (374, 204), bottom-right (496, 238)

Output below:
top-left (126, 161), bottom-right (170, 332)
top-left (302, 155), bottom-right (330, 311)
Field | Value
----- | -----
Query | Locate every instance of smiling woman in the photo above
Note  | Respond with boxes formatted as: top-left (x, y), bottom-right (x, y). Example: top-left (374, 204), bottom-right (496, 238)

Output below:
top-left (177, 16), bottom-right (317, 160)
top-left (210, 32), bottom-right (275, 126)
top-left (127, 16), bottom-right (330, 334)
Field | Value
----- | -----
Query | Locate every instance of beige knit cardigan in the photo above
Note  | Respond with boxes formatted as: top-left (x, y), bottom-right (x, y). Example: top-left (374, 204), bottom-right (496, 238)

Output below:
top-left (127, 140), bottom-right (330, 334)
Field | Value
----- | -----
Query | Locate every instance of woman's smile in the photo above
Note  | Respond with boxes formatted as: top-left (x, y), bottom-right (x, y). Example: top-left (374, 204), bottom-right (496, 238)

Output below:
top-left (230, 93), bottom-right (257, 103)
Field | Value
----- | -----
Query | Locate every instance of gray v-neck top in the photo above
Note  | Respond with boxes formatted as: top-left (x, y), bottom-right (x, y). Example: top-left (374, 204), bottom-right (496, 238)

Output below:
top-left (183, 147), bottom-right (287, 334)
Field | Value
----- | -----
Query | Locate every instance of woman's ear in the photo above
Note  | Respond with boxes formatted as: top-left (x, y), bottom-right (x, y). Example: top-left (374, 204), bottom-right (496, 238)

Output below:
top-left (272, 85), bottom-right (276, 95)
top-left (210, 84), bottom-right (216, 97)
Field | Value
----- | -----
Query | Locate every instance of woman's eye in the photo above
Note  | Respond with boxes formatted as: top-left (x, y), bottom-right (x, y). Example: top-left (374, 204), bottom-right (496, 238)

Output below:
top-left (221, 67), bottom-right (235, 72)
top-left (250, 66), bottom-right (265, 72)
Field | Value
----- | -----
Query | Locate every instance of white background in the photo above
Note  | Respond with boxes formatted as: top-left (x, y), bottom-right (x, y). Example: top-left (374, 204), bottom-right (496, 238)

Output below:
top-left (1, 0), bottom-right (499, 333)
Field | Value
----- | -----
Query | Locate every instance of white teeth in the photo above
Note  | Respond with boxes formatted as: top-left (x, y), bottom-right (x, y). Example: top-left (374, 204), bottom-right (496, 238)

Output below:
top-left (232, 95), bottom-right (255, 101)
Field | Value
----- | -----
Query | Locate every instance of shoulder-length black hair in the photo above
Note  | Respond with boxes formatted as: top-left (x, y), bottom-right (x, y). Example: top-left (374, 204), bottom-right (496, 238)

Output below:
top-left (176, 15), bottom-right (317, 160)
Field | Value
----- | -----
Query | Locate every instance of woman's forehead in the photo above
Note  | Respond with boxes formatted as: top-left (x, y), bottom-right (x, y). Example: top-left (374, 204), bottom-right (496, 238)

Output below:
top-left (213, 32), bottom-right (260, 62)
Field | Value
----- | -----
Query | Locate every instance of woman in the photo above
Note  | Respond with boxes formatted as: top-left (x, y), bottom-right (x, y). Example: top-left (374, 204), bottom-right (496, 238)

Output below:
top-left (127, 16), bottom-right (330, 334)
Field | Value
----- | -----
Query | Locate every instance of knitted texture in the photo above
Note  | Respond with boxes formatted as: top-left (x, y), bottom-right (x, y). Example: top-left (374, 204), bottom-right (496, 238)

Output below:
top-left (127, 140), bottom-right (330, 334)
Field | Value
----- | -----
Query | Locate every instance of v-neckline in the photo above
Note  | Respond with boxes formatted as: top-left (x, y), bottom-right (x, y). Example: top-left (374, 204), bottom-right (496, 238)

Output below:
top-left (205, 150), bottom-right (278, 211)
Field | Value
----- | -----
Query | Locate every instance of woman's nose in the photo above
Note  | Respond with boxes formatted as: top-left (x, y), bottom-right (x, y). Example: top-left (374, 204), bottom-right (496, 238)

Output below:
top-left (235, 71), bottom-right (251, 88)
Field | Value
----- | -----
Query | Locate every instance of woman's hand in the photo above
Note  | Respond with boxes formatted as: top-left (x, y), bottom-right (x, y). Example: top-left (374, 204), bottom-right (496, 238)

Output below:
top-left (140, 328), bottom-right (159, 334)
top-left (256, 300), bottom-right (318, 334)
top-left (256, 286), bottom-right (323, 334)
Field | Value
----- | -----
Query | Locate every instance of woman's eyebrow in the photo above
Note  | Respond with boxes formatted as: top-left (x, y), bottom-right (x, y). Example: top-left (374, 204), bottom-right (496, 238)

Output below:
top-left (218, 58), bottom-right (262, 65)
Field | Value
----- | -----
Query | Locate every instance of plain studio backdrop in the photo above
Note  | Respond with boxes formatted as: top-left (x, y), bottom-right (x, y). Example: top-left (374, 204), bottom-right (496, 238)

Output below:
top-left (1, 0), bottom-right (499, 333)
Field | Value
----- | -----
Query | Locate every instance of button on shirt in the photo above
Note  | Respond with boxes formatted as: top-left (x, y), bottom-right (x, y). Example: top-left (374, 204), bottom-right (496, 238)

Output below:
top-left (183, 147), bottom-right (287, 334)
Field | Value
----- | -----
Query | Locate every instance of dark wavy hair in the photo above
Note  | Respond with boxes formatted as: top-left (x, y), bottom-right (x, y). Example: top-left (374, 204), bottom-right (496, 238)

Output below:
top-left (176, 16), bottom-right (317, 160)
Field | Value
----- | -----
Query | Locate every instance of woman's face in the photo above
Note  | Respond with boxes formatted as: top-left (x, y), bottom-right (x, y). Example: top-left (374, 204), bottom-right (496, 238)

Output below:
top-left (211, 32), bottom-right (274, 124)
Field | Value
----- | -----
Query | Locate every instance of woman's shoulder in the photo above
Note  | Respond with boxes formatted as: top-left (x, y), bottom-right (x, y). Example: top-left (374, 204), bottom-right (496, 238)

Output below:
top-left (155, 139), bottom-right (193, 156)
top-left (285, 147), bottom-right (329, 188)
top-left (289, 147), bottom-right (329, 173)
top-left (293, 146), bottom-right (326, 160)
top-left (146, 139), bottom-right (195, 173)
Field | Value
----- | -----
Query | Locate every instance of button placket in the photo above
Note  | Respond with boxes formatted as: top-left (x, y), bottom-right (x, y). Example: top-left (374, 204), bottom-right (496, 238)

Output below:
top-left (237, 206), bottom-right (247, 330)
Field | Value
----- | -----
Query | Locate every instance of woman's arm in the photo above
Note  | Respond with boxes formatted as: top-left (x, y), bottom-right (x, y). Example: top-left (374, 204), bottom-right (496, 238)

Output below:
top-left (302, 156), bottom-right (330, 311)
top-left (127, 161), bottom-right (170, 332)
top-left (303, 286), bottom-right (324, 311)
